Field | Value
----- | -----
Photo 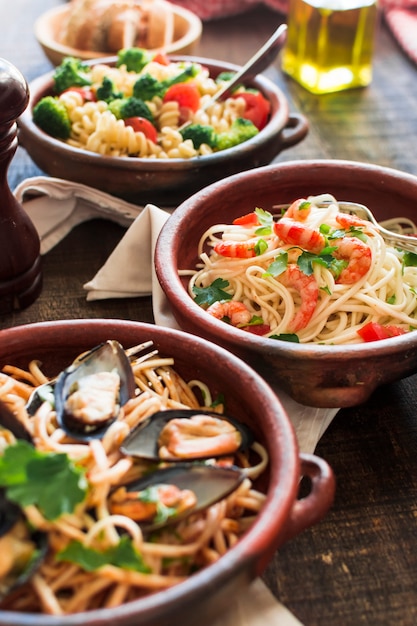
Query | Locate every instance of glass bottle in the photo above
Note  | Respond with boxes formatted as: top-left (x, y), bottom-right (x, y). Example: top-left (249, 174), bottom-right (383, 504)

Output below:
top-left (282, 0), bottom-right (379, 94)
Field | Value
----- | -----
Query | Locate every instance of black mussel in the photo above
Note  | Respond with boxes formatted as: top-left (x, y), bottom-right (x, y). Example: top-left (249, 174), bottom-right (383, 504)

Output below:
top-left (0, 400), bottom-right (32, 443)
top-left (120, 408), bottom-right (254, 462)
top-left (109, 463), bottom-right (244, 531)
top-left (54, 340), bottom-right (136, 440)
top-left (0, 490), bottom-right (48, 602)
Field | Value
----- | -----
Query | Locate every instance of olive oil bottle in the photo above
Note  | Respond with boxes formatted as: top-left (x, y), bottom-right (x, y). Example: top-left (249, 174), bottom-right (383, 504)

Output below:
top-left (282, 0), bottom-right (378, 94)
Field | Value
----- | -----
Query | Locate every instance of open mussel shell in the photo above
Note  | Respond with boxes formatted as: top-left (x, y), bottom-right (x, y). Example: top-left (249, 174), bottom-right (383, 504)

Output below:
top-left (120, 408), bottom-right (254, 462)
top-left (112, 463), bottom-right (244, 532)
top-left (54, 340), bottom-right (136, 440)
top-left (0, 491), bottom-right (48, 602)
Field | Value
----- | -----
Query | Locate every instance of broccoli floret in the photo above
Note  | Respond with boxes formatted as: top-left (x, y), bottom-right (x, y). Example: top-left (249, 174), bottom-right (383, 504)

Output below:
top-left (216, 71), bottom-right (236, 83)
top-left (53, 57), bottom-right (92, 95)
top-left (96, 76), bottom-right (122, 103)
top-left (180, 124), bottom-right (216, 149)
top-left (32, 96), bottom-right (71, 139)
top-left (116, 47), bottom-right (152, 72)
top-left (133, 64), bottom-right (199, 101)
top-left (214, 118), bottom-right (259, 151)
top-left (108, 97), bottom-right (154, 122)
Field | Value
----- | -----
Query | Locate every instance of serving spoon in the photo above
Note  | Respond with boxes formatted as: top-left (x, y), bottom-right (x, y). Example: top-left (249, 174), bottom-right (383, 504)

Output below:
top-left (275, 200), bottom-right (417, 253)
top-left (208, 22), bottom-right (288, 103)
top-left (179, 22), bottom-right (287, 130)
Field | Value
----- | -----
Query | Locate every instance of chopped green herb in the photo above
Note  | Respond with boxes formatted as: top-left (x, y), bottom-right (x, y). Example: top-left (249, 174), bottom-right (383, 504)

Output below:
top-left (0, 440), bottom-right (87, 520)
top-left (264, 252), bottom-right (288, 277)
top-left (269, 333), bottom-right (300, 343)
top-left (254, 239), bottom-right (268, 256)
top-left (403, 251), bottom-right (417, 267)
top-left (57, 536), bottom-right (150, 573)
top-left (254, 207), bottom-right (273, 236)
top-left (193, 278), bottom-right (232, 307)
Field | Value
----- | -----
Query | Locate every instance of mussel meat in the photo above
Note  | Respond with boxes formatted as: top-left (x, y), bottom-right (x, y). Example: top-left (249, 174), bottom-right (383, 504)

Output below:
top-left (109, 463), bottom-right (244, 531)
top-left (120, 408), bottom-right (254, 462)
top-left (54, 340), bottom-right (136, 440)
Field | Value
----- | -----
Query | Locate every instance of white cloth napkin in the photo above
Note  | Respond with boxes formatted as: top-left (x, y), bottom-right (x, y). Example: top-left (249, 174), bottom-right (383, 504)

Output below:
top-left (15, 176), bottom-right (339, 626)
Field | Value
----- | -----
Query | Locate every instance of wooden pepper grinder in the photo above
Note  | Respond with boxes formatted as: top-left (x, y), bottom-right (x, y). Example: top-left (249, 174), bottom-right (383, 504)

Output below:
top-left (0, 58), bottom-right (42, 314)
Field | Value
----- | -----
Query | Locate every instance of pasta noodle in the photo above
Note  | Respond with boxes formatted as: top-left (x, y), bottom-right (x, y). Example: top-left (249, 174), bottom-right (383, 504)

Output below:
top-left (185, 194), bottom-right (417, 345)
top-left (0, 346), bottom-right (267, 614)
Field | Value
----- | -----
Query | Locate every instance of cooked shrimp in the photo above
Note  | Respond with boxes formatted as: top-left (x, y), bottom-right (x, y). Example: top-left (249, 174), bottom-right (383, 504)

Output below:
top-left (280, 265), bottom-right (319, 332)
top-left (206, 301), bottom-right (252, 326)
top-left (214, 239), bottom-right (258, 258)
top-left (333, 237), bottom-right (372, 284)
top-left (335, 212), bottom-right (367, 229)
top-left (274, 217), bottom-right (325, 254)
top-left (283, 198), bottom-right (312, 221)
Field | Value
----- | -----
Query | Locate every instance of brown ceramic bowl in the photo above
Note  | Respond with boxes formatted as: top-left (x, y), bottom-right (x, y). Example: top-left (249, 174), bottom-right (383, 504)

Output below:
top-left (0, 319), bottom-right (334, 626)
top-left (34, 3), bottom-right (203, 66)
top-left (17, 57), bottom-right (308, 206)
top-left (155, 159), bottom-right (417, 408)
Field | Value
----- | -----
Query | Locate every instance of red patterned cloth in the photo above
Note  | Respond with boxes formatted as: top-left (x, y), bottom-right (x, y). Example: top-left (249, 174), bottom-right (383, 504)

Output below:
top-left (383, 0), bottom-right (417, 65)
top-left (169, 0), bottom-right (288, 20)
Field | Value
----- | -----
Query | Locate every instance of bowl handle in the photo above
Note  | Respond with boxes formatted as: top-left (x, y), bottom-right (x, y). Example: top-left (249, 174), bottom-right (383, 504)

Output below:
top-left (278, 452), bottom-right (335, 546)
top-left (279, 112), bottom-right (309, 149)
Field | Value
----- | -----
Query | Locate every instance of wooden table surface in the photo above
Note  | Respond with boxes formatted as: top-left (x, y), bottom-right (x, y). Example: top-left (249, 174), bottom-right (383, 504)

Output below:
top-left (1, 2), bottom-right (417, 624)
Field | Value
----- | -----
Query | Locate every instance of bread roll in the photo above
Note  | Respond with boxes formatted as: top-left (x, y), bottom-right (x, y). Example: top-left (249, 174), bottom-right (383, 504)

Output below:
top-left (59, 0), bottom-right (175, 53)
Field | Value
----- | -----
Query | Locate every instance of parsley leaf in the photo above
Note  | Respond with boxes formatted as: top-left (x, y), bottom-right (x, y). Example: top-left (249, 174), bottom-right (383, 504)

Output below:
top-left (403, 251), bottom-right (417, 267)
top-left (270, 333), bottom-right (300, 343)
top-left (254, 238), bottom-right (268, 255)
top-left (0, 441), bottom-right (88, 520)
top-left (254, 207), bottom-right (273, 236)
top-left (57, 536), bottom-right (150, 573)
top-left (193, 278), bottom-right (232, 307)
top-left (264, 252), bottom-right (288, 277)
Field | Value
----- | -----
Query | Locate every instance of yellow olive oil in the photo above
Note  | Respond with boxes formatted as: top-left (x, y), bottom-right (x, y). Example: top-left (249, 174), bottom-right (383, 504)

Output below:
top-left (282, 0), bottom-right (378, 94)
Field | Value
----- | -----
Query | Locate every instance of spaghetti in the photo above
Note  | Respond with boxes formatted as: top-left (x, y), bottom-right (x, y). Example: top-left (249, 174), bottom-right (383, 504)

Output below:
top-left (185, 194), bottom-right (417, 344)
top-left (0, 347), bottom-right (267, 614)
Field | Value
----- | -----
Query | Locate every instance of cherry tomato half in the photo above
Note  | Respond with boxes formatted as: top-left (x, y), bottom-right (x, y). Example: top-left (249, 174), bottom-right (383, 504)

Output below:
top-left (357, 321), bottom-right (406, 342)
top-left (153, 53), bottom-right (170, 66)
top-left (232, 91), bottom-right (270, 130)
top-left (124, 117), bottom-right (158, 143)
top-left (163, 83), bottom-right (201, 113)
top-left (62, 86), bottom-right (96, 102)
top-left (241, 324), bottom-right (271, 336)
top-left (232, 212), bottom-right (260, 227)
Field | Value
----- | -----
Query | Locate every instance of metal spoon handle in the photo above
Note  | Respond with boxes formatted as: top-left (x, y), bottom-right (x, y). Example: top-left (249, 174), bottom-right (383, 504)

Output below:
top-left (210, 23), bottom-right (288, 103)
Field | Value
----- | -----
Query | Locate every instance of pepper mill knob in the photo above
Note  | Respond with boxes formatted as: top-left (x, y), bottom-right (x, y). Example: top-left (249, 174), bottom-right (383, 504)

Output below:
top-left (0, 58), bottom-right (42, 313)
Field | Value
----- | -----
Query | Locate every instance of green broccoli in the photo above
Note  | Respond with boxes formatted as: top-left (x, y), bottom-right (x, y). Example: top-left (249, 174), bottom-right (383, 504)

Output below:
top-left (53, 57), bottom-right (92, 95)
top-left (108, 97), bottom-right (154, 122)
top-left (96, 76), bottom-right (122, 103)
top-left (214, 118), bottom-right (259, 151)
top-left (132, 64), bottom-right (199, 101)
top-left (116, 47), bottom-right (152, 72)
top-left (180, 124), bottom-right (216, 149)
top-left (32, 96), bottom-right (71, 139)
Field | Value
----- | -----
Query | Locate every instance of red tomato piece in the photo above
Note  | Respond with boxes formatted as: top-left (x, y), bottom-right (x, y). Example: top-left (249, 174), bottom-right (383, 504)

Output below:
top-left (232, 212), bottom-right (260, 227)
top-left (124, 117), bottom-right (158, 143)
top-left (163, 83), bottom-right (201, 113)
top-left (153, 53), bottom-right (170, 65)
top-left (241, 324), bottom-right (271, 336)
top-left (357, 321), bottom-right (406, 342)
top-left (232, 91), bottom-right (271, 130)
top-left (62, 86), bottom-right (96, 102)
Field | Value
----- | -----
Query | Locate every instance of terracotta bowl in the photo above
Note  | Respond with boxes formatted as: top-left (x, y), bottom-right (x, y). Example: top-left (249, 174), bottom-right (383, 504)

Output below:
top-left (155, 159), bottom-right (417, 408)
top-left (0, 319), bottom-right (334, 626)
top-left (17, 57), bottom-right (308, 206)
top-left (34, 3), bottom-right (203, 66)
